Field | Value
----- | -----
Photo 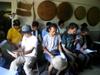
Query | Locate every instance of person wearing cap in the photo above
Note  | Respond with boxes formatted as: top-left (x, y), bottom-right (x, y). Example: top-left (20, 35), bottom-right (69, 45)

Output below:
top-left (7, 19), bottom-right (22, 49)
top-left (9, 25), bottom-right (38, 75)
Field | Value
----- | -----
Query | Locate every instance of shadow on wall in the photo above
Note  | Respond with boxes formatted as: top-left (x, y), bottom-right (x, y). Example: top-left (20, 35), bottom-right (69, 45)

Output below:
top-left (90, 31), bottom-right (100, 41)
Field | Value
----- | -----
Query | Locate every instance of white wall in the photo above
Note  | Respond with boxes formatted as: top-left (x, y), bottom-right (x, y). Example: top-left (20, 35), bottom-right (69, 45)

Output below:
top-left (0, 0), bottom-right (11, 2)
top-left (62, 0), bottom-right (100, 31)
top-left (0, 0), bottom-right (100, 31)
top-left (19, 0), bottom-right (100, 31)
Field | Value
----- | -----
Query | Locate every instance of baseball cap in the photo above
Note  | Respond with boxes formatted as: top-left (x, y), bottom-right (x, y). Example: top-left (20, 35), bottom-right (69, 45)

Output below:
top-left (21, 25), bottom-right (32, 33)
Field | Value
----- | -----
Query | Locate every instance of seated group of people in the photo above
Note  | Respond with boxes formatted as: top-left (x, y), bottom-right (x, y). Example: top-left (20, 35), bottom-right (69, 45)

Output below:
top-left (0, 19), bottom-right (96, 75)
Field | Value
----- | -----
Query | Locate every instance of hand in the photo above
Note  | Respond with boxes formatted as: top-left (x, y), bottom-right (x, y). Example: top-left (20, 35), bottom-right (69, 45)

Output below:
top-left (50, 54), bottom-right (55, 58)
top-left (0, 53), bottom-right (2, 57)
top-left (13, 50), bottom-right (24, 57)
top-left (72, 53), bottom-right (77, 57)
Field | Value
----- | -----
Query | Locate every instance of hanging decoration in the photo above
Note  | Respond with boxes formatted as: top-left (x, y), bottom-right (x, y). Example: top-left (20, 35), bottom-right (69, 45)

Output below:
top-left (57, 2), bottom-right (73, 21)
top-left (74, 6), bottom-right (86, 20)
top-left (16, 1), bottom-right (33, 16)
top-left (37, 1), bottom-right (57, 21)
top-left (87, 7), bottom-right (100, 26)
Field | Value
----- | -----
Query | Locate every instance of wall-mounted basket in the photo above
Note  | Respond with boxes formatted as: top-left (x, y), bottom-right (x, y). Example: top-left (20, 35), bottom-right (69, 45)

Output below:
top-left (37, 1), bottom-right (57, 21)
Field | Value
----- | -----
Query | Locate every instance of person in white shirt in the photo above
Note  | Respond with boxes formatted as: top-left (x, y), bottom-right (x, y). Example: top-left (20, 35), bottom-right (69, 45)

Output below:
top-left (9, 25), bottom-right (38, 75)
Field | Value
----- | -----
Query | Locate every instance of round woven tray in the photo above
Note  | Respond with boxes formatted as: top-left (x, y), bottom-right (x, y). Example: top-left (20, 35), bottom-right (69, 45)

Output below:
top-left (74, 6), bottom-right (86, 20)
top-left (37, 1), bottom-right (57, 21)
top-left (87, 7), bottom-right (100, 26)
top-left (57, 2), bottom-right (73, 21)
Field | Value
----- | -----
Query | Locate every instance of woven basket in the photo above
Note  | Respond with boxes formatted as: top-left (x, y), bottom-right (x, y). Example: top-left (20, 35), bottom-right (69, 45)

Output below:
top-left (74, 6), bottom-right (86, 20)
top-left (17, 2), bottom-right (32, 10)
top-left (37, 1), bottom-right (57, 21)
top-left (57, 2), bottom-right (73, 21)
top-left (87, 7), bottom-right (100, 26)
top-left (16, 9), bottom-right (31, 16)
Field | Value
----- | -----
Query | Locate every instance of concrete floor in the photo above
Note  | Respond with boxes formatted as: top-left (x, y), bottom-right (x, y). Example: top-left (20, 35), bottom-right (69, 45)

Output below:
top-left (80, 66), bottom-right (100, 75)
top-left (0, 63), bottom-right (100, 75)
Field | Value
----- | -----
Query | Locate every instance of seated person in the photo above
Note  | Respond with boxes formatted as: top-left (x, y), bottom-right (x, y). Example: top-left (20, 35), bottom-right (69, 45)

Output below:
top-left (57, 20), bottom-right (66, 35)
top-left (7, 19), bottom-right (22, 49)
top-left (0, 48), bottom-right (5, 67)
top-left (80, 25), bottom-right (93, 50)
top-left (61, 23), bottom-right (79, 57)
top-left (42, 22), bottom-right (52, 39)
top-left (42, 23), bottom-right (67, 75)
top-left (31, 21), bottom-right (42, 43)
top-left (76, 27), bottom-right (94, 68)
top-left (0, 30), bottom-right (5, 43)
top-left (9, 25), bottom-right (38, 75)
top-left (61, 23), bottom-right (86, 72)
